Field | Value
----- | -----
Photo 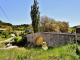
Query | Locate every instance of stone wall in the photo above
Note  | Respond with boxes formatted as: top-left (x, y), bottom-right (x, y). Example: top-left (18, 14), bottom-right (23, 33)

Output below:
top-left (26, 32), bottom-right (75, 47)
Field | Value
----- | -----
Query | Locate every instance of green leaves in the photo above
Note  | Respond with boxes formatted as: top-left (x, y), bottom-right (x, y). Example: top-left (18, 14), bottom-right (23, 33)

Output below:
top-left (1, 31), bottom-right (9, 38)
top-left (40, 16), bottom-right (69, 32)
top-left (30, 0), bottom-right (40, 33)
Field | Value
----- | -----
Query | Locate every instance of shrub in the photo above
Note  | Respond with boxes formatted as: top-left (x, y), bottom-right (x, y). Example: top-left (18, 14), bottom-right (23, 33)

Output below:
top-left (1, 31), bottom-right (9, 38)
top-left (76, 43), bottom-right (80, 54)
top-left (14, 37), bottom-right (18, 43)
top-left (7, 35), bottom-right (12, 38)
top-left (11, 31), bottom-right (14, 34)
top-left (27, 32), bottom-right (32, 34)
top-left (14, 31), bottom-right (17, 36)
top-left (76, 46), bottom-right (80, 54)
top-left (67, 38), bottom-right (75, 52)
top-left (22, 37), bottom-right (27, 44)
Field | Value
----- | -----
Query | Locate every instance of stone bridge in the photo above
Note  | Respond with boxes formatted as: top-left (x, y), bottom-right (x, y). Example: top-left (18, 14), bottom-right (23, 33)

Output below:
top-left (25, 32), bottom-right (75, 47)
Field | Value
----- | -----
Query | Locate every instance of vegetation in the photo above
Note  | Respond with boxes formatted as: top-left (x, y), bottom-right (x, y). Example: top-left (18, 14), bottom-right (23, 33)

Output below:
top-left (13, 36), bottom-right (27, 46)
top-left (30, 0), bottom-right (40, 33)
top-left (70, 28), bottom-right (75, 33)
top-left (0, 44), bottom-right (80, 60)
top-left (0, 20), bottom-right (12, 28)
top-left (14, 36), bottom-right (22, 43)
top-left (0, 37), bottom-right (80, 60)
top-left (0, 34), bottom-right (12, 42)
top-left (1, 31), bottom-right (9, 38)
top-left (40, 16), bottom-right (70, 33)
top-left (0, 20), bottom-right (33, 32)
top-left (0, 42), bottom-right (6, 48)
top-left (6, 26), bottom-right (12, 34)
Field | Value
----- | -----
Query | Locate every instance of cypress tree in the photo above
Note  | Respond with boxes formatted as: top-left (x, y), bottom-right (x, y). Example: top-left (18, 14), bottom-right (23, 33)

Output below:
top-left (30, 0), bottom-right (40, 33)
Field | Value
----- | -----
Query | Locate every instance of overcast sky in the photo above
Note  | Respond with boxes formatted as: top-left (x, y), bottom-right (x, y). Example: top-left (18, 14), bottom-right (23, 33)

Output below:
top-left (0, 0), bottom-right (80, 27)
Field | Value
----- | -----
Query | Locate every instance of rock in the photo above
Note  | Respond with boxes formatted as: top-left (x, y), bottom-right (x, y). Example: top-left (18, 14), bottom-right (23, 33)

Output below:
top-left (42, 47), bottom-right (48, 50)
top-left (6, 43), bottom-right (12, 47)
top-left (42, 42), bottom-right (48, 50)
top-left (6, 46), bottom-right (18, 49)
top-left (35, 36), bottom-right (43, 46)
top-left (11, 34), bottom-right (15, 37)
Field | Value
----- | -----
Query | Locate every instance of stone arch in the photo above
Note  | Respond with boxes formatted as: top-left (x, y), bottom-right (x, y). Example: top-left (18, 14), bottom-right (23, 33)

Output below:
top-left (34, 36), bottom-right (44, 46)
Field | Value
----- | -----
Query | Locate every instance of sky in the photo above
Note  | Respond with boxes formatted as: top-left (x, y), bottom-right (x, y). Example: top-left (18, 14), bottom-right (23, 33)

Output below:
top-left (0, 0), bottom-right (80, 27)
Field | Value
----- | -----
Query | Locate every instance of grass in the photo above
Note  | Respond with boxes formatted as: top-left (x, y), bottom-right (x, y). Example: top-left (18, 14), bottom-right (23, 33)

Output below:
top-left (0, 42), bottom-right (6, 48)
top-left (14, 30), bottom-right (24, 34)
top-left (0, 44), bottom-right (80, 60)
top-left (0, 34), bottom-right (13, 47)
top-left (0, 34), bottom-right (12, 42)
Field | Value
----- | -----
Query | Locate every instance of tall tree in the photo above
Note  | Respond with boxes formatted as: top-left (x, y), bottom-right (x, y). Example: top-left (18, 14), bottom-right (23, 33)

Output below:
top-left (30, 0), bottom-right (40, 33)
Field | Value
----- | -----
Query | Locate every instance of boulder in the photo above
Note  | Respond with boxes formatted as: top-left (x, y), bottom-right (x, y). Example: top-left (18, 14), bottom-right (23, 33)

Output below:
top-left (35, 36), bottom-right (43, 46)
top-left (42, 42), bottom-right (48, 50)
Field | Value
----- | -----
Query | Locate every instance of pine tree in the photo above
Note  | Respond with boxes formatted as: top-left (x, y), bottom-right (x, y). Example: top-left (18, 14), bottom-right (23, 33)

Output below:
top-left (30, 0), bottom-right (40, 33)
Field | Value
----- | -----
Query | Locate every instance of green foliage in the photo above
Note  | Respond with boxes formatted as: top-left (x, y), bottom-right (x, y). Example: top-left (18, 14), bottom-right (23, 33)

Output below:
top-left (28, 25), bottom-right (33, 31)
top-left (12, 24), bottom-right (29, 31)
top-left (21, 37), bottom-right (27, 44)
top-left (0, 44), bottom-right (80, 60)
top-left (0, 42), bottom-right (6, 48)
top-left (40, 16), bottom-right (69, 33)
top-left (30, 0), bottom-right (40, 33)
top-left (16, 55), bottom-right (22, 60)
top-left (27, 32), bottom-right (32, 34)
top-left (14, 31), bottom-right (17, 36)
top-left (67, 38), bottom-right (75, 51)
top-left (19, 32), bottom-right (27, 36)
top-left (71, 28), bottom-right (75, 33)
top-left (0, 35), bottom-right (12, 42)
top-left (13, 36), bottom-right (27, 45)
top-left (1, 31), bottom-right (9, 38)
top-left (6, 26), bottom-right (12, 34)
top-left (0, 20), bottom-right (12, 28)
top-left (76, 45), bottom-right (80, 54)
top-left (14, 37), bottom-right (18, 43)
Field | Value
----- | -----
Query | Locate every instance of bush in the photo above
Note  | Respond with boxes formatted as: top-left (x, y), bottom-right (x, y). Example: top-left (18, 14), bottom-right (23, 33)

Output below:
top-left (76, 46), bottom-right (80, 54)
top-left (76, 44), bottom-right (80, 54)
top-left (12, 36), bottom-right (27, 46)
top-left (1, 31), bottom-right (9, 38)
top-left (67, 38), bottom-right (75, 52)
top-left (14, 37), bottom-right (18, 43)
top-left (27, 32), bottom-right (32, 34)
top-left (7, 35), bottom-right (12, 38)
top-left (19, 32), bottom-right (27, 36)
top-left (22, 37), bottom-right (27, 44)
top-left (14, 31), bottom-right (17, 36)
top-left (11, 31), bottom-right (14, 34)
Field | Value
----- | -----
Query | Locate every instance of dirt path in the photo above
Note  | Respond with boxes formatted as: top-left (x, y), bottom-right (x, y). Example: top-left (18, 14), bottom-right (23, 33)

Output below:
top-left (0, 46), bottom-right (18, 50)
top-left (0, 37), bottom-right (14, 43)
top-left (0, 34), bottom-right (18, 49)
top-left (0, 34), bottom-right (15, 43)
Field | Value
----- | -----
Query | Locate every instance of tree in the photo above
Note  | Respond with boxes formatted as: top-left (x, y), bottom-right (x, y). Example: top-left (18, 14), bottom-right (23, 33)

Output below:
top-left (0, 20), bottom-right (2, 28)
top-left (30, 0), bottom-right (40, 33)
top-left (40, 16), bottom-right (49, 32)
top-left (40, 16), bottom-right (59, 32)
top-left (6, 26), bottom-right (12, 34)
top-left (40, 16), bottom-right (69, 33)
top-left (1, 31), bottom-right (9, 38)
top-left (61, 22), bottom-right (69, 33)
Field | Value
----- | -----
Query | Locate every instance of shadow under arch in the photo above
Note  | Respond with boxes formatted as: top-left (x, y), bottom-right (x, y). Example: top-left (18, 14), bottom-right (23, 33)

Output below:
top-left (34, 36), bottom-right (44, 46)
